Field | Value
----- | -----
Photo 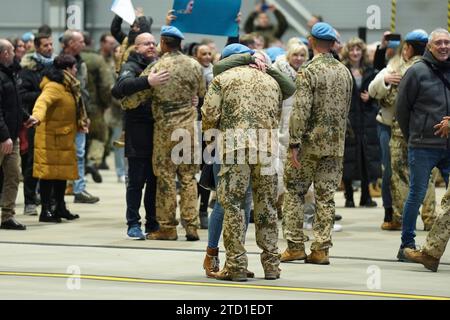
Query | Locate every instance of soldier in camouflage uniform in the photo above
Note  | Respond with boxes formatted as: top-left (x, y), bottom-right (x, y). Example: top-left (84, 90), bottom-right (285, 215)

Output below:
top-left (202, 45), bottom-right (284, 281)
top-left (121, 26), bottom-right (205, 241)
top-left (404, 182), bottom-right (450, 272)
top-left (281, 23), bottom-right (353, 265)
top-left (81, 34), bottom-right (114, 181)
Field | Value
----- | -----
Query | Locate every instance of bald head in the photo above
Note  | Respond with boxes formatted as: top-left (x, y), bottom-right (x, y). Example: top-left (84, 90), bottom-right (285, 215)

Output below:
top-left (0, 39), bottom-right (15, 67)
top-left (134, 33), bottom-right (157, 59)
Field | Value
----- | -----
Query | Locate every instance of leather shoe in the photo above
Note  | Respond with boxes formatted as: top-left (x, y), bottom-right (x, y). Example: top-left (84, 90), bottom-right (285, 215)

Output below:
top-left (1, 218), bottom-right (26, 230)
top-left (345, 200), bottom-right (355, 208)
top-left (85, 165), bottom-right (102, 183)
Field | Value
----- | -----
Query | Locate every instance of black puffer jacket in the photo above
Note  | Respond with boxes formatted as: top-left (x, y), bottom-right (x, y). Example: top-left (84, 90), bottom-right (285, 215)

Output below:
top-left (112, 52), bottom-right (154, 158)
top-left (343, 66), bottom-right (382, 181)
top-left (397, 49), bottom-right (450, 149)
top-left (0, 63), bottom-right (28, 142)
top-left (18, 55), bottom-right (48, 114)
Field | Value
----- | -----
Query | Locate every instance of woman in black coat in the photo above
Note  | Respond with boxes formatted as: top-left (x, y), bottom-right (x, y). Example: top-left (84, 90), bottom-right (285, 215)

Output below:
top-left (341, 38), bottom-right (381, 208)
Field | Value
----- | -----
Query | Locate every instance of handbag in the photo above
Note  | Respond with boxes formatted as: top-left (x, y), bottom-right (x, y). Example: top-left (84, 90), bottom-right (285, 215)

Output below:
top-left (199, 163), bottom-right (216, 191)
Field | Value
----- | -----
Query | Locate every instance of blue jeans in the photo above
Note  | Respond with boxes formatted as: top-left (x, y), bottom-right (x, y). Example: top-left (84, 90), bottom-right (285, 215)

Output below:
top-left (207, 163), bottom-right (252, 249)
top-left (401, 147), bottom-right (450, 248)
top-left (111, 126), bottom-right (125, 178)
top-left (74, 132), bottom-right (86, 194)
top-left (377, 123), bottom-right (392, 209)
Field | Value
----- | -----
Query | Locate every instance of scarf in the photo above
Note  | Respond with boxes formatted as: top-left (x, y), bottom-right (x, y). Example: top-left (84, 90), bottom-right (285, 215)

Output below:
top-left (63, 70), bottom-right (88, 129)
top-left (33, 52), bottom-right (54, 67)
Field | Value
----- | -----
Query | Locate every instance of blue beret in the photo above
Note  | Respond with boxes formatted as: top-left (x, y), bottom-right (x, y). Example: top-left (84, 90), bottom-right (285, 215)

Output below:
top-left (299, 37), bottom-right (309, 46)
top-left (405, 29), bottom-right (428, 43)
top-left (160, 25), bottom-right (184, 40)
top-left (265, 47), bottom-right (286, 62)
top-left (311, 22), bottom-right (337, 41)
top-left (22, 32), bottom-right (35, 42)
top-left (387, 40), bottom-right (401, 49)
top-left (221, 44), bottom-right (255, 59)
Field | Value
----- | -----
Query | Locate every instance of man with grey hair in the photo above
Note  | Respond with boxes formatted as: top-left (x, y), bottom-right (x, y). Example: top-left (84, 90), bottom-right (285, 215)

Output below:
top-left (404, 29), bottom-right (450, 272)
top-left (0, 39), bottom-right (38, 230)
top-left (61, 30), bottom-right (99, 204)
top-left (396, 28), bottom-right (450, 263)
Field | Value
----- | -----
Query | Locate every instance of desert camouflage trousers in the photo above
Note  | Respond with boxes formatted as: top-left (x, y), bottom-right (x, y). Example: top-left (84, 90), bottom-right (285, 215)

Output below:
top-left (423, 185), bottom-right (450, 259)
top-left (153, 125), bottom-right (199, 230)
top-left (282, 148), bottom-right (343, 251)
top-left (390, 122), bottom-right (436, 226)
top-left (218, 160), bottom-right (280, 274)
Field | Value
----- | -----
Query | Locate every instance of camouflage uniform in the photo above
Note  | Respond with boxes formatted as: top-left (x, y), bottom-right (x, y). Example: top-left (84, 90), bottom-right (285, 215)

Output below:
top-left (422, 185), bottom-right (450, 259)
top-left (390, 119), bottom-right (436, 226)
top-left (202, 66), bottom-right (283, 274)
top-left (81, 50), bottom-right (114, 166)
top-left (283, 53), bottom-right (353, 251)
top-left (122, 51), bottom-right (205, 231)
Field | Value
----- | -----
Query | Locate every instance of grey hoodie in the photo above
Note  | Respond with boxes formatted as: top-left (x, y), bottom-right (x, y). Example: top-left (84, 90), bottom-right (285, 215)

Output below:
top-left (396, 49), bottom-right (450, 149)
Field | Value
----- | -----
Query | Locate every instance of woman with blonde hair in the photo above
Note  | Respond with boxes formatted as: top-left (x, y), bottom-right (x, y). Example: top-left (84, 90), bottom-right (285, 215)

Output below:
top-left (341, 37), bottom-right (381, 208)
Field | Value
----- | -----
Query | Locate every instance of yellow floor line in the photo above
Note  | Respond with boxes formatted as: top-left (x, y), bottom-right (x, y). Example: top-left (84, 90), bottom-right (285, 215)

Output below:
top-left (1, 271), bottom-right (449, 300)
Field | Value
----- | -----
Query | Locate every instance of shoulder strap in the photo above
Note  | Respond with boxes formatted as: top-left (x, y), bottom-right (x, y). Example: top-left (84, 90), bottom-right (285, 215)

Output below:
top-left (423, 59), bottom-right (450, 91)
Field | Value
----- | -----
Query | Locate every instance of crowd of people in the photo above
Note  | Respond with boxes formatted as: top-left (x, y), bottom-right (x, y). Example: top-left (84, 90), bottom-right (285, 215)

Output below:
top-left (1, 3), bottom-right (450, 281)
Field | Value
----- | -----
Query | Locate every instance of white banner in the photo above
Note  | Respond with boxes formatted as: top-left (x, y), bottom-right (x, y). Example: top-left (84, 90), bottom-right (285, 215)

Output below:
top-left (111, 0), bottom-right (136, 25)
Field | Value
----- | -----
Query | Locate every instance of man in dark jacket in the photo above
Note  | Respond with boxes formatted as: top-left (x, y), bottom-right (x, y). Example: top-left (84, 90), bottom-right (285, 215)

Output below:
top-left (396, 28), bottom-right (450, 261)
top-left (111, 32), bottom-right (169, 240)
top-left (0, 39), bottom-right (38, 230)
top-left (18, 33), bottom-right (54, 216)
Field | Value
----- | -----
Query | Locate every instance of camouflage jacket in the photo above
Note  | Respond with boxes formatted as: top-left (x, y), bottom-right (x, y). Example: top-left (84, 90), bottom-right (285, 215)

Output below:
top-left (213, 53), bottom-right (296, 100)
top-left (80, 50), bottom-right (114, 114)
top-left (121, 51), bottom-right (205, 128)
top-left (202, 66), bottom-right (283, 157)
top-left (290, 53), bottom-right (353, 157)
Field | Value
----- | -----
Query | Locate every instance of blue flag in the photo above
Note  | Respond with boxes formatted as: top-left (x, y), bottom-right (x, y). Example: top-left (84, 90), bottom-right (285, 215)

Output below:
top-left (171, 0), bottom-right (241, 37)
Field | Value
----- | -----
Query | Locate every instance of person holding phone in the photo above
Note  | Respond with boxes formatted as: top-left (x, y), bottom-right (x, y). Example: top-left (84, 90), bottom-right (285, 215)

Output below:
top-left (244, 1), bottom-right (288, 47)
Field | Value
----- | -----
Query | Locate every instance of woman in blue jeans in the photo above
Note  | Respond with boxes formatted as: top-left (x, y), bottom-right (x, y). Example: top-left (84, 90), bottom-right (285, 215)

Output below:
top-left (203, 163), bottom-right (253, 278)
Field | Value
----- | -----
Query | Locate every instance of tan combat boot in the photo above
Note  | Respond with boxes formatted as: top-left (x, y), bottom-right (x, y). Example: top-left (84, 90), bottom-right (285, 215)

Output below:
top-left (213, 267), bottom-right (247, 282)
top-left (186, 226), bottom-right (200, 241)
top-left (381, 220), bottom-right (402, 231)
top-left (203, 247), bottom-right (220, 278)
top-left (305, 249), bottom-right (330, 265)
top-left (280, 248), bottom-right (307, 262)
top-left (404, 248), bottom-right (440, 272)
top-left (146, 227), bottom-right (178, 240)
top-left (264, 267), bottom-right (281, 280)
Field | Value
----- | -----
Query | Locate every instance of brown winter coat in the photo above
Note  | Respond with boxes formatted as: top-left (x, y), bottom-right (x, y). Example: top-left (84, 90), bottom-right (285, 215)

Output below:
top-left (32, 76), bottom-right (78, 180)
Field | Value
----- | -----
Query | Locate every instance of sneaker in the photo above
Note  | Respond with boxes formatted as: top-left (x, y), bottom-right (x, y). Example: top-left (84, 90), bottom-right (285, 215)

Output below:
top-left (127, 225), bottom-right (145, 240)
top-left (118, 175), bottom-right (126, 183)
top-left (24, 204), bottom-right (38, 216)
top-left (333, 224), bottom-right (343, 232)
top-left (74, 191), bottom-right (100, 204)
